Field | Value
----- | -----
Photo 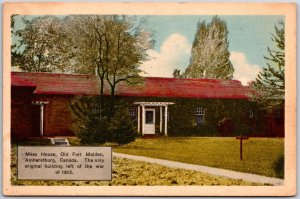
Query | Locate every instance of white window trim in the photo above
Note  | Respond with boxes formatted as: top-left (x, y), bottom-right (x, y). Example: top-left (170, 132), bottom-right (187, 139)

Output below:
top-left (195, 107), bottom-right (205, 124)
top-left (195, 107), bottom-right (205, 116)
top-left (249, 110), bottom-right (254, 118)
top-left (92, 104), bottom-right (102, 118)
top-left (129, 107), bottom-right (137, 117)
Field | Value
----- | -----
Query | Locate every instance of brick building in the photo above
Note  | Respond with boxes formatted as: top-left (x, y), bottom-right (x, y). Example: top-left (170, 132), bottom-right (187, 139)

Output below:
top-left (11, 72), bottom-right (284, 138)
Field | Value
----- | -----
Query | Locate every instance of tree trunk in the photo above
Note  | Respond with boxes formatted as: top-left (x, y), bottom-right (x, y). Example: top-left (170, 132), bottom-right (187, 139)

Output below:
top-left (108, 85), bottom-right (116, 120)
top-left (99, 77), bottom-right (105, 113)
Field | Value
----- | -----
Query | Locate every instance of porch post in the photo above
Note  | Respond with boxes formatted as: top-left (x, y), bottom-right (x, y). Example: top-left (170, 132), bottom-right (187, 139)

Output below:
top-left (40, 104), bottom-right (44, 136)
top-left (137, 106), bottom-right (140, 132)
top-left (141, 105), bottom-right (145, 136)
top-left (164, 105), bottom-right (168, 136)
top-left (160, 106), bottom-right (162, 133)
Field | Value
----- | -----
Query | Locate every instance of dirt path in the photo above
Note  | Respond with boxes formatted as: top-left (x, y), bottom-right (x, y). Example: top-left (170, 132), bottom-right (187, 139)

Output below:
top-left (113, 152), bottom-right (284, 186)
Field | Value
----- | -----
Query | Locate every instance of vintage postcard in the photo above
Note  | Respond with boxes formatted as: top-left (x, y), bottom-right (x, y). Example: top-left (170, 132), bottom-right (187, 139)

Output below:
top-left (2, 2), bottom-right (296, 196)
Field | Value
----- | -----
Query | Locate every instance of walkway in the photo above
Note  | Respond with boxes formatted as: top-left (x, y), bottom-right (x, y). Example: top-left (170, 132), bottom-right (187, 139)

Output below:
top-left (113, 152), bottom-right (284, 186)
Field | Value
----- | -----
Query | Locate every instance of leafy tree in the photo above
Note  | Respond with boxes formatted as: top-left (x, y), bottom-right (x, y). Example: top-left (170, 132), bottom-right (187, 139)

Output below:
top-left (11, 16), bottom-right (73, 72)
top-left (185, 16), bottom-right (234, 79)
top-left (66, 15), bottom-right (153, 115)
top-left (254, 20), bottom-right (285, 103)
top-left (66, 15), bottom-right (153, 144)
top-left (13, 15), bottom-right (153, 144)
top-left (11, 15), bottom-right (19, 66)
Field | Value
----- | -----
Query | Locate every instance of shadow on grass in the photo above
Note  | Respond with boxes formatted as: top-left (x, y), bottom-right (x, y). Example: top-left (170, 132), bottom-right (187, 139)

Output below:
top-left (273, 154), bottom-right (284, 179)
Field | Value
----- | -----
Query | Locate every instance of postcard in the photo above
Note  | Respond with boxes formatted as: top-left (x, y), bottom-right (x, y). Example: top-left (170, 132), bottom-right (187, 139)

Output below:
top-left (2, 2), bottom-right (296, 196)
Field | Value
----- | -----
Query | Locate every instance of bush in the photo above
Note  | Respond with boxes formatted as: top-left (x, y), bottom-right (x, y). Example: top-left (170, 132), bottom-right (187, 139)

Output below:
top-left (217, 118), bottom-right (234, 136)
top-left (75, 117), bottom-right (110, 145)
top-left (193, 124), bottom-right (218, 136)
top-left (108, 108), bottom-right (137, 146)
top-left (74, 105), bottom-right (137, 145)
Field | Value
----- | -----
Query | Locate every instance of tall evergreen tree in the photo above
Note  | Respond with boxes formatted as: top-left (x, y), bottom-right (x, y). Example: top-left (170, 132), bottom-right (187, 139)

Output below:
top-left (254, 20), bottom-right (285, 101)
top-left (185, 16), bottom-right (234, 79)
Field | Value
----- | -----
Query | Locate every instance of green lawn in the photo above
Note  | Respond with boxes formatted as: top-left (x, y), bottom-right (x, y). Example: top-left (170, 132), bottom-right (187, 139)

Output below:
top-left (10, 141), bottom-right (262, 186)
top-left (114, 137), bottom-right (284, 178)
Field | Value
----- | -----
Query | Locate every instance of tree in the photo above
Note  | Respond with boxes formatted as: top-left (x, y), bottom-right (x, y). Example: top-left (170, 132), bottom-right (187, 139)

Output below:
top-left (185, 16), bottom-right (234, 79)
top-left (254, 20), bottom-right (285, 103)
top-left (14, 15), bottom-right (153, 144)
top-left (11, 14), bottom-right (21, 70)
top-left (66, 15), bottom-right (153, 144)
top-left (66, 15), bottom-right (153, 117)
top-left (11, 16), bottom-right (74, 72)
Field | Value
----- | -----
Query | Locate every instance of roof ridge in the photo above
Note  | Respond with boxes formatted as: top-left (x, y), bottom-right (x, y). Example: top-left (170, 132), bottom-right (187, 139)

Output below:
top-left (11, 71), bottom-right (97, 78)
top-left (11, 72), bottom-right (242, 84)
top-left (11, 74), bottom-right (36, 87)
top-left (146, 76), bottom-right (242, 84)
top-left (11, 72), bottom-right (251, 99)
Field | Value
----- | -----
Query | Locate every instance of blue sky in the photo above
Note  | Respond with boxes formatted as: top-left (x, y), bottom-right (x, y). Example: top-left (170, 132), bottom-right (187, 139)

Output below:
top-left (13, 15), bottom-right (284, 85)
top-left (143, 15), bottom-right (284, 67)
top-left (138, 15), bottom-right (284, 84)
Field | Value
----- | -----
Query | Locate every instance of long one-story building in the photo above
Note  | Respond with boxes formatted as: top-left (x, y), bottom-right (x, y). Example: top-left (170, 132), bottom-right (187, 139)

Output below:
top-left (11, 72), bottom-right (284, 139)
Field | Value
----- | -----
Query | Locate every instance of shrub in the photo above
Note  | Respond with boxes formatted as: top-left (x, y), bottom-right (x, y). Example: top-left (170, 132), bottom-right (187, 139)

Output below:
top-left (193, 124), bottom-right (218, 136)
top-left (108, 108), bottom-right (137, 146)
top-left (217, 117), bottom-right (234, 136)
top-left (71, 97), bottom-right (137, 145)
top-left (74, 105), bottom-right (137, 145)
top-left (75, 117), bottom-right (110, 145)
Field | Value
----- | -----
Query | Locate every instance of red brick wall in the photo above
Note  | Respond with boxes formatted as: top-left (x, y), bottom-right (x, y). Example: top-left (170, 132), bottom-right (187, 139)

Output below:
top-left (11, 87), bottom-right (40, 138)
top-left (12, 88), bottom-right (285, 138)
top-left (264, 108), bottom-right (285, 137)
top-left (34, 95), bottom-right (75, 136)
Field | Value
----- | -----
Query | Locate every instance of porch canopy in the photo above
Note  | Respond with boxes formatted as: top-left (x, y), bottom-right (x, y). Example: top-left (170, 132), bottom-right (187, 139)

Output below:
top-left (133, 102), bottom-right (175, 136)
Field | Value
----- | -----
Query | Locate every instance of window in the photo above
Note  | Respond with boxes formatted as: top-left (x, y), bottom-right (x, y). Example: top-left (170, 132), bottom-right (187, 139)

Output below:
top-left (145, 110), bottom-right (154, 124)
top-left (195, 107), bottom-right (205, 125)
top-left (249, 110), bottom-right (254, 119)
top-left (129, 107), bottom-right (137, 121)
top-left (92, 104), bottom-right (101, 118)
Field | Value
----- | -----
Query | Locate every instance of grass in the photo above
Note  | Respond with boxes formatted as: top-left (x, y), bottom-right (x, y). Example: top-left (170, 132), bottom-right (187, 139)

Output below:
top-left (10, 138), bottom-right (265, 186)
top-left (114, 137), bottom-right (284, 178)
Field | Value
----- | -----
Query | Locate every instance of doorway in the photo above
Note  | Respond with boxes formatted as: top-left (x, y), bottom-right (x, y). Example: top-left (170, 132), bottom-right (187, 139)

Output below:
top-left (144, 109), bottom-right (155, 134)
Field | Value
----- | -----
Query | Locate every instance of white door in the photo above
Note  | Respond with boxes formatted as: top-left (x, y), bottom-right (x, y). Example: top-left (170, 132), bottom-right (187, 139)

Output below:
top-left (144, 109), bottom-right (155, 134)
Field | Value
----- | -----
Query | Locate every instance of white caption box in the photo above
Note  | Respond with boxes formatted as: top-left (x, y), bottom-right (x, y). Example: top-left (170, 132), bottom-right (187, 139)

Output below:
top-left (18, 146), bottom-right (112, 180)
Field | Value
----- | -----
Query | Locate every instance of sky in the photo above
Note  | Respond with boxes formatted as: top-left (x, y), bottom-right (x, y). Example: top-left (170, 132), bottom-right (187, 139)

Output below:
top-left (13, 15), bottom-right (284, 85)
top-left (138, 15), bottom-right (284, 85)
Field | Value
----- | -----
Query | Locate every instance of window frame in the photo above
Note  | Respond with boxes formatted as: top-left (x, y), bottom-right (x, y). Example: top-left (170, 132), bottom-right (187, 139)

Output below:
top-left (249, 109), bottom-right (254, 119)
top-left (92, 104), bottom-right (102, 118)
top-left (129, 106), bottom-right (137, 120)
top-left (195, 106), bottom-right (205, 125)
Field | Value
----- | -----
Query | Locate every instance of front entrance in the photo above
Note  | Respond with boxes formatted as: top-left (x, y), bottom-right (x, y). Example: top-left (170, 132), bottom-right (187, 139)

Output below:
top-left (134, 102), bottom-right (175, 136)
top-left (144, 109), bottom-right (155, 134)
